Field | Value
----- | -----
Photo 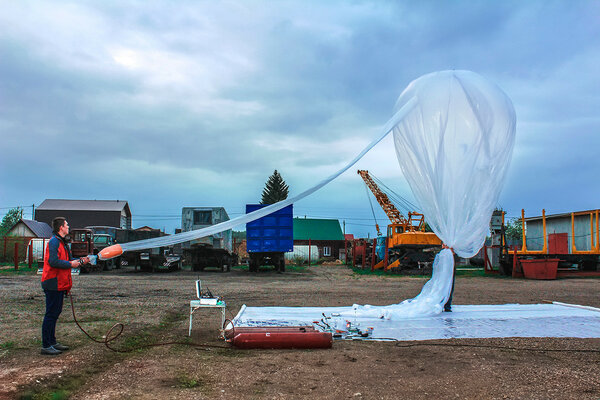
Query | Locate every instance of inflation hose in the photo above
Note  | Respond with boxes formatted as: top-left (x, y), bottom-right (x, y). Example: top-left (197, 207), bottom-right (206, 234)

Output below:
top-left (68, 294), bottom-right (230, 353)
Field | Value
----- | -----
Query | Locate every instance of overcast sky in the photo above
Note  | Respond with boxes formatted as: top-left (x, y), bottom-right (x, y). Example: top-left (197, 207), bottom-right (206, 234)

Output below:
top-left (0, 0), bottom-right (598, 237)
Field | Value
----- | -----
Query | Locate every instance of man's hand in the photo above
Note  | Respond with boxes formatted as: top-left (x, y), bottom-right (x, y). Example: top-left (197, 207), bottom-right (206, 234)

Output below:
top-left (70, 260), bottom-right (81, 268)
top-left (80, 257), bottom-right (90, 265)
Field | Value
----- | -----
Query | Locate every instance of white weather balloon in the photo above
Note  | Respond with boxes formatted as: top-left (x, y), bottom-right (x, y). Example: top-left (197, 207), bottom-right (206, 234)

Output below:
top-left (346, 70), bottom-right (516, 319)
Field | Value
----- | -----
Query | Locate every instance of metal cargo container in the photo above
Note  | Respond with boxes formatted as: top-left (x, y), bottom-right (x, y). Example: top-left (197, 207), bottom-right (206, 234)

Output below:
top-left (246, 204), bottom-right (293, 253)
top-left (245, 204), bottom-right (293, 273)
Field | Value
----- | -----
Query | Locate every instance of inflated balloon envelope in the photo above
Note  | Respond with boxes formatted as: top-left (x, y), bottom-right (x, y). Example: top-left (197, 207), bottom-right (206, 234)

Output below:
top-left (99, 70), bottom-right (516, 319)
top-left (348, 70), bottom-right (516, 319)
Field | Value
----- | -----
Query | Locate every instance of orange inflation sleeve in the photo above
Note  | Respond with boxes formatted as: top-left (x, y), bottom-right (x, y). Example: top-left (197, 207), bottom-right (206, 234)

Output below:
top-left (98, 244), bottom-right (123, 260)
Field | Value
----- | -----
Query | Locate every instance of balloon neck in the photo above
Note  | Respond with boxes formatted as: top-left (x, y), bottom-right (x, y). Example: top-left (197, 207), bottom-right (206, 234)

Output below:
top-left (442, 244), bottom-right (455, 254)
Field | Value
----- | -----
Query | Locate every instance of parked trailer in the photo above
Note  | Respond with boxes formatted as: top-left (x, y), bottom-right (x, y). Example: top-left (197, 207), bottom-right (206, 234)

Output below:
top-left (86, 226), bottom-right (181, 272)
top-left (497, 209), bottom-right (600, 276)
top-left (246, 204), bottom-right (293, 273)
top-left (181, 207), bottom-right (235, 272)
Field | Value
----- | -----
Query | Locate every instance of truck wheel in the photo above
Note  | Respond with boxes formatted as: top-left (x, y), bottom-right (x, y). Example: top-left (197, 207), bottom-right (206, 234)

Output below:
top-left (103, 259), bottom-right (114, 271)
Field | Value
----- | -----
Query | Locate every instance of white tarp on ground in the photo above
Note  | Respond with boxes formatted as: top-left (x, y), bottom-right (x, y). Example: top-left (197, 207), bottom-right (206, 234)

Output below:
top-left (232, 303), bottom-right (600, 341)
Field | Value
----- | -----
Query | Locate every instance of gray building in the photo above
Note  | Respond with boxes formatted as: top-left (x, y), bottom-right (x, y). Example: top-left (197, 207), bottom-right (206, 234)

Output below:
top-left (524, 209), bottom-right (598, 253)
top-left (35, 199), bottom-right (132, 230)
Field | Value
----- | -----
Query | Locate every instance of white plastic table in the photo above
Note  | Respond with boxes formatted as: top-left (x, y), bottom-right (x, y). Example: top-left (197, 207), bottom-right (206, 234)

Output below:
top-left (188, 300), bottom-right (226, 336)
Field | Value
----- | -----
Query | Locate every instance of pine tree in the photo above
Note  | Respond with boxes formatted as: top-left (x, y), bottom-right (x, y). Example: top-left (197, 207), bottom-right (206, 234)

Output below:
top-left (261, 170), bottom-right (289, 204)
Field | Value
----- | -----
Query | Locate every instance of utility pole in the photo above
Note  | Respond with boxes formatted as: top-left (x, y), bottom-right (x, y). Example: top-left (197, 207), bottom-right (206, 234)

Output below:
top-left (32, 204), bottom-right (35, 220)
top-left (343, 220), bottom-right (347, 265)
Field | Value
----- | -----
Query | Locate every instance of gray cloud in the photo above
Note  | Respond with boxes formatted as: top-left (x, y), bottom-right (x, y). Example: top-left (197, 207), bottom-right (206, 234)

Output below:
top-left (1, 0), bottom-right (599, 235)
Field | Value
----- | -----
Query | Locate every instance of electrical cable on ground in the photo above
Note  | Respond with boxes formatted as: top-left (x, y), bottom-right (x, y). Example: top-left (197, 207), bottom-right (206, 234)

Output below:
top-left (69, 294), bottom-right (230, 353)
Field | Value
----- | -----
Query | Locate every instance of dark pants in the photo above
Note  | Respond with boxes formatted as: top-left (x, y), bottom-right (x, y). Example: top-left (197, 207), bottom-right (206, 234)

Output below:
top-left (42, 289), bottom-right (65, 348)
top-left (444, 267), bottom-right (456, 311)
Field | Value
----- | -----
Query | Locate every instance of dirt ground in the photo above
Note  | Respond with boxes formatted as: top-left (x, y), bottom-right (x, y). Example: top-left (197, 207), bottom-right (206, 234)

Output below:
top-left (1, 264), bottom-right (599, 400)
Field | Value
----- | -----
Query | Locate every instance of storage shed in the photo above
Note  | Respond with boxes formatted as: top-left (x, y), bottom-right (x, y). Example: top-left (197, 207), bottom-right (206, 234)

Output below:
top-left (293, 218), bottom-right (345, 260)
top-left (7, 219), bottom-right (53, 238)
top-left (35, 199), bottom-right (132, 230)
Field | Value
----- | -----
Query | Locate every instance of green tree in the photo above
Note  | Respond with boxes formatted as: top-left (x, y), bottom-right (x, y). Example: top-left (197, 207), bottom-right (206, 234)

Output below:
top-left (0, 207), bottom-right (23, 236)
top-left (505, 217), bottom-right (523, 241)
top-left (261, 170), bottom-right (289, 205)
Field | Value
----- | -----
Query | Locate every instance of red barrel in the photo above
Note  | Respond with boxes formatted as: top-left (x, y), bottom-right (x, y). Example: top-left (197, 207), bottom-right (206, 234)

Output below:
top-left (232, 331), bottom-right (332, 349)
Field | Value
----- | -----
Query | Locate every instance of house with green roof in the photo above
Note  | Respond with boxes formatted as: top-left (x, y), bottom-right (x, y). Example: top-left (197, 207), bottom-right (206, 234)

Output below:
top-left (293, 217), bottom-right (345, 260)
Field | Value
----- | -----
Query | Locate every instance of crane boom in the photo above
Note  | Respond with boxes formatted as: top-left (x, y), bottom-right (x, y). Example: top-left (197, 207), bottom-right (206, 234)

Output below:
top-left (357, 170), bottom-right (407, 225)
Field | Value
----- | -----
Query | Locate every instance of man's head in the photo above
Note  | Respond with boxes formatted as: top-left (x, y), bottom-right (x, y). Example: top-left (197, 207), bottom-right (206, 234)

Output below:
top-left (52, 217), bottom-right (69, 237)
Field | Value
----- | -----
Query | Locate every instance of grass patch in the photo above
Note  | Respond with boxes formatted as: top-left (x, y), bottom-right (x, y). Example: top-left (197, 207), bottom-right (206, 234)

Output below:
top-left (232, 264), bottom-right (309, 273)
top-left (351, 265), bottom-right (510, 279)
top-left (18, 351), bottom-right (124, 400)
top-left (350, 267), bottom-right (425, 278)
top-left (0, 265), bottom-right (38, 275)
top-left (176, 373), bottom-right (203, 389)
top-left (284, 264), bottom-right (308, 272)
top-left (18, 309), bottom-right (189, 399)
top-left (1, 341), bottom-right (16, 350)
top-left (455, 269), bottom-right (509, 278)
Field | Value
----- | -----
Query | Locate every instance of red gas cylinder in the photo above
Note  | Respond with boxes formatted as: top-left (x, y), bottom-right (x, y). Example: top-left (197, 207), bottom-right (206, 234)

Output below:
top-left (225, 326), bottom-right (315, 340)
top-left (232, 330), bottom-right (332, 349)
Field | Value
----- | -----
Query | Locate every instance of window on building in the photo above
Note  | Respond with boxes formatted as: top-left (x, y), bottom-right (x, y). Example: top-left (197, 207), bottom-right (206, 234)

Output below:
top-left (193, 210), bottom-right (212, 225)
top-left (323, 246), bottom-right (331, 257)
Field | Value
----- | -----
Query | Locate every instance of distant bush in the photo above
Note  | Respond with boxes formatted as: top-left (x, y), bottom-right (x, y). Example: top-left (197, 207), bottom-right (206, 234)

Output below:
top-left (290, 255), bottom-right (306, 266)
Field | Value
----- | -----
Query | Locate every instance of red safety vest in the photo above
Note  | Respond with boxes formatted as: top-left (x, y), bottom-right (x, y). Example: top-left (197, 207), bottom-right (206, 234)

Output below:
top-left (42, 237), bottom-right (73, 292)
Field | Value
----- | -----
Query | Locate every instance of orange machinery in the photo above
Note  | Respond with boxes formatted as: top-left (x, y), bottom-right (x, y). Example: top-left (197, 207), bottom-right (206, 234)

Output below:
top-left (357, 170), bottom-right (441, 271)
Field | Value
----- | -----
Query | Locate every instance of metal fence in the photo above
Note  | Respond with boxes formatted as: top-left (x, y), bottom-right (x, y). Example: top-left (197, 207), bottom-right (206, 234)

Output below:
top-left (0, 236), bottom-right (37, 265)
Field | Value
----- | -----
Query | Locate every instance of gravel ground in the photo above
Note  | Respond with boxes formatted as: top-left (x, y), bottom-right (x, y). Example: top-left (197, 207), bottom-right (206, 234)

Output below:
top-left (0, 264), bottom-right (599, 399)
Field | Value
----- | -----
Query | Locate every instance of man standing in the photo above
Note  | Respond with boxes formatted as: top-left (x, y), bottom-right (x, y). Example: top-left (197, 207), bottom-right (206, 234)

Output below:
top-left (41, 217), bottom-right (89, 355)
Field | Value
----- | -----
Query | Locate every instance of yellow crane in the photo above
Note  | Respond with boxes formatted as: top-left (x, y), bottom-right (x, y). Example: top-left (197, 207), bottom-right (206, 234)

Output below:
top-left (358, 170), bottom-right (442, 271)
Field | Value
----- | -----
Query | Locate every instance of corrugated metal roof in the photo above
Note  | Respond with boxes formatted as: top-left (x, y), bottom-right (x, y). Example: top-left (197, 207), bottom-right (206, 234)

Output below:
top-left (524, 209), bottom-right (599, 222)
top-left (293, 218), bottom-right (344, 241)
top-left (37, 199), bottom-right (130, 213)
top-left (21, 219), bottom-right (53, 238)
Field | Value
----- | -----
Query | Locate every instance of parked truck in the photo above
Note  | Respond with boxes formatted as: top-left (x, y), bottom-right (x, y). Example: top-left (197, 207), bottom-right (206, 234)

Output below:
top-left (86, 226), bottom-right (182, 272)
top-left (70, 228), bottom-right (117, 272)
top-left (246, 204), bottom-right (293, 273)
top-left (181, 207), bottom-right (235, 272)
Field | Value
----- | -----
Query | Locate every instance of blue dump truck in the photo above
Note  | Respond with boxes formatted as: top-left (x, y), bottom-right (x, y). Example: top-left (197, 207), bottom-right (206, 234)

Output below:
top-left (246, 204), bottom-right (293, 273)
